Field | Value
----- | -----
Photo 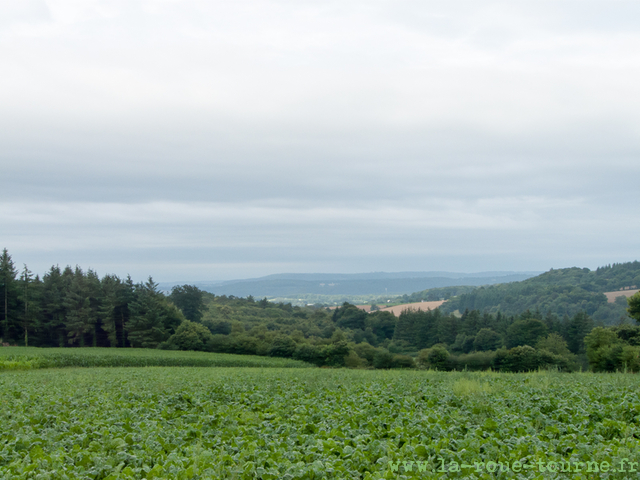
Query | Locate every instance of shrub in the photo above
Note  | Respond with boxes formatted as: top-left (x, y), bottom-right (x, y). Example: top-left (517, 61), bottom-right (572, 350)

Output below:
top-left (293, 344), bottom-right (325, 366)
top-left (206, 334), bottom-right (231, 353)
top-left (449, 351), bottom-right (496, 371)
top-left (229, 335), bottom-right (260, 355)
top-left (473, 329), bottom-right (502, 351)
top-left (387, 340), bottom-right (414, 355)
top-left (268, 335), bottom-right (297, 358)
top-left (452, 378), bottom-right (491, 396)
top-left (506, 319), bottom-right (548, 349)
top-left (353, 342), bottom-right (377, 364)
top-left (203, 319), bottom-right (232, 335)
top-left (416, 349), bottom-right (430, 368)
top-left (585, 327), bottom-right (622, 371)
top-left (344, 351), bottom-right (365, 368)
top-left (451, 334), bottom-right (475, 354)
top-left (494, 346), bottom-right (539, 372)
top-left (373, 349), bottom-right (395, 369)
top-left (166, 320), bottom-right (214, 352)
top-left (536, 333), bottom-right (572, 357)
top-left (322, 341), bottom-right (351, 367)
top-left (620, 345), bottom-right (640, 372)
top-left (392, 354), bottom-right (415, 369)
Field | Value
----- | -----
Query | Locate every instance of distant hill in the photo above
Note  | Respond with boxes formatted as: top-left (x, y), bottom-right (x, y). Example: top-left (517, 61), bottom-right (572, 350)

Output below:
top-left (440, 261), bottom-right (640, 324)
top-left (160, 271), bottom-right (540, 298)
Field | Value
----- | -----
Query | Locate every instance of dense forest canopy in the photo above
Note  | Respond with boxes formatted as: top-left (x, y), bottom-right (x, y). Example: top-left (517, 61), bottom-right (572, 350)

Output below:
top-left (1, 248), bottom-right (639, 372)
top-left (439, 262), bottom-right (640, 324)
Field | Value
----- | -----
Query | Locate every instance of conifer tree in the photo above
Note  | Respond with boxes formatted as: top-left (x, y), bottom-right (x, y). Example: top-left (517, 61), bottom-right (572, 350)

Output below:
top-left (128, 277), bottom-right (183, 348)
top-left (0, 248), bottom-right (19, 343)
top-left (19, 264), bottom-right (39, 347)
top-left (64, 267), bottom-right (93, 346)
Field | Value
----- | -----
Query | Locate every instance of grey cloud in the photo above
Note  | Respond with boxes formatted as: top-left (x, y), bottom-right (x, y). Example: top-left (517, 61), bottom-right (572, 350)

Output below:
top-left (1, 1), bottom-right (638, 281)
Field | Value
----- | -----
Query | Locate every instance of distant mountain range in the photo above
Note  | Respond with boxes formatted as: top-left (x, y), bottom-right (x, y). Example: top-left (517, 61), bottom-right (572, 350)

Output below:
top-left (158, 271), bottom-right (541, 298)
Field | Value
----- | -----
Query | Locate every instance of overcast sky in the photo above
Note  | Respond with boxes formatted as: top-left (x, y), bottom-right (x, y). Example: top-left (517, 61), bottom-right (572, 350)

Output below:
top-left (1, 0), bottom-right (639, 282)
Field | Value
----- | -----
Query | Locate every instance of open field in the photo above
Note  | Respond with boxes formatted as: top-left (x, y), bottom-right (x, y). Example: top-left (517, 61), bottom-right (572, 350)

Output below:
top-left (2, 368), bottom-right (640, 479)
top-left (0, 347), bottom-right (312, 370)
top-left (605, 289), bottom-right (639, 303)
top-left (357, 301), bottom-right (445, 316)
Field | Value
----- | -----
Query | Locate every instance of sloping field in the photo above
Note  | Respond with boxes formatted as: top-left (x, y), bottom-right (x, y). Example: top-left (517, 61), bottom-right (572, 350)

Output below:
top-left (378, 300), bottom-right (444, 316)
top-left (357, 300), bottom-right (444, 316)
top-left (604, 289), bottom-right (639, 303)
top-left (0, 347), bottom-right (312, 370)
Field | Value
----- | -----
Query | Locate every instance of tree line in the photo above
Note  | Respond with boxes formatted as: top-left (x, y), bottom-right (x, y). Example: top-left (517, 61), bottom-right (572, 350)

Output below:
top-left (440, 262), bottom-right (640, 324)
top-left (0, 248), bottom-right (183, 348)
top-left (2, 247), bottom-right (639, 372)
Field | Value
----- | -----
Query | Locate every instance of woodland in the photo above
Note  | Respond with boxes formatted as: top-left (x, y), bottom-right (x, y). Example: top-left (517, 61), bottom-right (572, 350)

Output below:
top-left (1, 248), bottom-right (639, 372)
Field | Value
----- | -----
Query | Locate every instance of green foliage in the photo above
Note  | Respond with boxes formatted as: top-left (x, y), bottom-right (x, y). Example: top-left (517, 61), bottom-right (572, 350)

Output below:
top-left (473, 328), bottom-right (502, 351)
top-left (392, 354), bottom-right (415, 369)
top-left (268, 335), bottom-right (297, 358)
top-left (322, 341), bottom-right (351, 367)
top-left (332, 302), bottom-right (367, 330)
top-left (451, 377), bottom-right (491, 396)
top-left (564, 311), bottom-right (594, 354)
top-left (0, 248), bottom-right (20, 343)
top-left (366, 310), bottom-right (396, 342)
top-left (128, 278), bottom-right (183, 349)
top-left (448, 351), bottom-right (496, 371)
top-left (401, 285), bottom-right (478, 303)
top-left (493, 345), bottom-right (574, 372)
top-left (611, 324), bottom-right (640, 345)
top-left (628, 291), bottom-right (640, 323)
top-left (451, 333), bottom-right (475, 354)
top-left (3, 368), bottom-right (640, 478)
top-left (0, 249), bottom-right (214, 350)
top-left (166, 320), bottom-right (214, 351)
top-left (505, 318), bottom-right (548, 348)
top-left (343, 351), bottom-right (365, 368)
top-left (442, 262), bottom-right (640, 323)
top-left (293, 343), bottom-right (326, 366)
top-left (417, 345), bottom-right (450, 370)
top-left (372, 348), bottom-right (395, 369)
top-left (1, 248), bottom-right (633, 372)
top-left (353, 342), bottom-right (377, 364)
top-left (203, 318), bottom-right (232, 335)
top-left (584, 327), bottom-right (632, 372)
top-left (0, 347), bottom-right (312, 369)
top-left (169, 285), bottom-right (206, 322)
top-left (536, 333), bottom-right (572, 357)
top-left (228, 334), bottom-right (264, 356)
top-left (585, 326), bottom-right (620, 352)
top-left (393, 308), bottom-right (458, 351)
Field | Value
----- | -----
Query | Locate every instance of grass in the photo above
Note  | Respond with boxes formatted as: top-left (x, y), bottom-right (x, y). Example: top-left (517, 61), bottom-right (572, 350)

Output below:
top-left (0, 346), bottom-right (313, 370)
top-left (451, 377), bottom-right (492, 396)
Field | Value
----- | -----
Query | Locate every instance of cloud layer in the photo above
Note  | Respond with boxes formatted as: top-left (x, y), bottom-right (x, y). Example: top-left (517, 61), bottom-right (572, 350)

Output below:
top-left (1, 1), bottom-right (639, 281)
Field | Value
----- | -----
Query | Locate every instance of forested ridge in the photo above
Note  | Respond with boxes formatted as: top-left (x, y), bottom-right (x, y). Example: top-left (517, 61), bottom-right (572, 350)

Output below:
top-left (2, 248), bottom-right (639, 372)
top-left (439, 262), bottom-right (640, 323)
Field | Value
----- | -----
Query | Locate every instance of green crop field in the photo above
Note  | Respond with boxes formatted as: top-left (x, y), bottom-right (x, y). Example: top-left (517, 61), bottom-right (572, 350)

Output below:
top-left (2, 367), bottom-right (640, 479)
top-left (0, 347), bottom-right (312, 370)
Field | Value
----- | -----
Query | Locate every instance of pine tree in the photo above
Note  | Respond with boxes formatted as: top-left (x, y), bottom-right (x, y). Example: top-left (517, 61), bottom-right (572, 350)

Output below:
top-left (0, 248), bottom-right (20, 344)
top-left (19, 264), bottom-right (39, 347)
top-left (99, 274), bottom-right (121, 347)
top-left (99, 274), bottom-right (135, 348)
top-left (41, 266), bottom-right (68, 347)
top-left (85, 269), bottom-right (102, 347)
top-left (64, 267), bottom-right (94, 347)
top-left (127, 277), bottom-right (180, 348)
